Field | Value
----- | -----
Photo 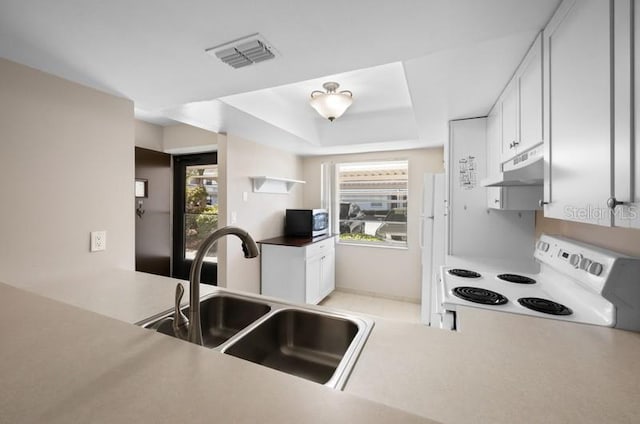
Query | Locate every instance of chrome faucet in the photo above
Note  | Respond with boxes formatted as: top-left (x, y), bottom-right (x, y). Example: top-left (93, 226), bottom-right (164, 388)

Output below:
top-left (172, 226), bottom-right (259, 346)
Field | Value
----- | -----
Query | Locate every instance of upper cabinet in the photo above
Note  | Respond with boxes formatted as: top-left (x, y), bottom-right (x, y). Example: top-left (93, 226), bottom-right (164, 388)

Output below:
top-left (495, 34), bottom-right (544, 163)
top-left (614, 0), bottom-right (640, 229)
top-left (518, 35), bottom-right (543, 153)
top-left (542, 0), bottom-right (640, 227)
top-left (501, 80), bottom-right (519, 160)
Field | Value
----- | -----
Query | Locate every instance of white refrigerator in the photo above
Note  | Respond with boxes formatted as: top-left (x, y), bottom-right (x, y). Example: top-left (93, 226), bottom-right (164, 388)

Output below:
top-left (420, 173), bottom-right (446, 325)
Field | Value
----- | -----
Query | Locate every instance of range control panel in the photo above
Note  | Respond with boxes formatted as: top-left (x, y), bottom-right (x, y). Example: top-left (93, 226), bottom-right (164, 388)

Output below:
top-left (534, 235), bottom-right (621, 294)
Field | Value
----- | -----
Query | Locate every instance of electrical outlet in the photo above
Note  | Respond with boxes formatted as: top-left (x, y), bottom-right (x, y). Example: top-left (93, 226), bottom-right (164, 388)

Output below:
top-left (231, 211), bottom-right (237, 224)
top-left (90, 231), bottom-right (106, 252)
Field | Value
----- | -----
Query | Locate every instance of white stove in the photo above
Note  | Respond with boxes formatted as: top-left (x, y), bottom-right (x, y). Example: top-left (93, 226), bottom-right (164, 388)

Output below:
top-left (433, 234), bottom-right (640, 331)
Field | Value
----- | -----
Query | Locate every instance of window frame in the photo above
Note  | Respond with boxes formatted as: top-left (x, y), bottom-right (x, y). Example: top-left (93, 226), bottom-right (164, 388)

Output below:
top-left (334, 159), bottom-right (410, 249)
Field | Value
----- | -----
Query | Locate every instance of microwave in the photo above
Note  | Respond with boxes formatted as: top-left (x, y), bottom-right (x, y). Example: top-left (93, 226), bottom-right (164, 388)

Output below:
top-left (285, 209), bottom-right (329, 238)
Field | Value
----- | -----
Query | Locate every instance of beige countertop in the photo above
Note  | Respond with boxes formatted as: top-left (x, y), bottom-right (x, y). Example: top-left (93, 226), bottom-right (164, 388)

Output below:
top-left (4, 269), bottom-right (640, 424)
top-left (0, 282), bottom-right (437, 424)
top-left (345, 305), bottom-right (640, 424)
top-left (13, 269), bottom-right (216, 324)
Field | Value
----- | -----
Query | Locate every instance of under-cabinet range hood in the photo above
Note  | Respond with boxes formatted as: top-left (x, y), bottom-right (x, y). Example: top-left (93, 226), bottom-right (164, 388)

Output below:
top-left (481, 143), bottom-right (543, 187)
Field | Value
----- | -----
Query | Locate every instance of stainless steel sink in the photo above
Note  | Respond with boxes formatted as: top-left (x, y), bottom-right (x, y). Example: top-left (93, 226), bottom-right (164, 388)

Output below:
top-left (139, 293), bottom-right (271, 348)
top-left (137, 290), bottom-right (374, 390)
top-left (222, 308), bottom-right (366, 389)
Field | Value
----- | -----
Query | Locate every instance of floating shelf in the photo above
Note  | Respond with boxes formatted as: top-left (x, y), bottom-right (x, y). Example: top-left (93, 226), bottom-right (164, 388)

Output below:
top-left (249, 176), bottom-right (306, 194)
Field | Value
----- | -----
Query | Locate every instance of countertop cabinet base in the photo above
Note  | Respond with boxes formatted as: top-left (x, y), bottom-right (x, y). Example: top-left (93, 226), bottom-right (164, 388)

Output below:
top-left (261, 236), bottom-right (336, 305)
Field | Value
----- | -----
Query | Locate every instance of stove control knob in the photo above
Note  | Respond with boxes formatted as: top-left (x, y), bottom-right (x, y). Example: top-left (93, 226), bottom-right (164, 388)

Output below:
top-left (569, 253), bottom-right (582, 268)
top-left (588, 262), bottom-right (603, 276)
top-left (536, 241), bottom-right (550, 252)
top-left (579, 257), bottom-right (592, 271)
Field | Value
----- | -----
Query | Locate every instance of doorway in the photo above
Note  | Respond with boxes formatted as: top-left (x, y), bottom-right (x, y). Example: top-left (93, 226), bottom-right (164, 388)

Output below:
top-left (135, 147), bottom-right (171, 276)
top-left (172, 152), bottom-right (219, 284)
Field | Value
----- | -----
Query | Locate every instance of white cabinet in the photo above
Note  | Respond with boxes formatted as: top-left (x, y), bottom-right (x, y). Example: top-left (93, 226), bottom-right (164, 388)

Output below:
top-left (492, 34), bottom-right (543, 164)
top-left (630, 0), bottom-right (640, 228)
top-left (518, 34), bottom-right (543, 153)
top-left (501, 81), bottom-right (518, 160)
top-left (486, 103), bottom-right (501, 176)
top-left (542, 0), bottom-right (612, 226)
top-left (261, 236), bottom-right (335, 305)
top-left (611, 0), bottom-right (640, 228)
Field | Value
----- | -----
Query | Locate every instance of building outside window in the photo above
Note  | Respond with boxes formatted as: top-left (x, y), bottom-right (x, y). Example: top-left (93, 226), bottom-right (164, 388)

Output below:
top-left (336, 160), bottom-right (408, 247)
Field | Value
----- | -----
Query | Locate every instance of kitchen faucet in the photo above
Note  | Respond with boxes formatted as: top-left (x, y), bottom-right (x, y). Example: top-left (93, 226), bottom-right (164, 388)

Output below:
top-left (172, 226), bottom-right (259, 346)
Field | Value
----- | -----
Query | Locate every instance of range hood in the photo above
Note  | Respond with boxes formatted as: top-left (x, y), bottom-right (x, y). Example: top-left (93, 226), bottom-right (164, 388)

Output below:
top-left (481, 143), bottom-right (544, 187)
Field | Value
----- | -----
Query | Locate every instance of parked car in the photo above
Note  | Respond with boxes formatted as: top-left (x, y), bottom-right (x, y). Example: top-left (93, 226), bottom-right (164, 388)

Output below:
top-left (339, 202), bottom-right (365, 234)
top-left (375, 208), bottom-right (407, 243)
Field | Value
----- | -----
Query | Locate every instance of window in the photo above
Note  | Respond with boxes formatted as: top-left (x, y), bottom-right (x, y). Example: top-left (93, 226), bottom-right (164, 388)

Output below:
top-left (336, 160), bottom-right (408, 247)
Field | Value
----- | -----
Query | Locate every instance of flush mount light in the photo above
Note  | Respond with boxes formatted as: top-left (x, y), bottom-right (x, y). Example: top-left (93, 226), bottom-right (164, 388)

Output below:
top-left (309, 82), bottom-right (353, 121)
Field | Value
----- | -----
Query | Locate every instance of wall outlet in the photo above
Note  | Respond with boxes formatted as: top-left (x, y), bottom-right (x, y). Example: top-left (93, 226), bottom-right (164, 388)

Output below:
top-left (231, 211), bottom-right (237, 224)
top-left (90, 231), bottom-right (106, 252)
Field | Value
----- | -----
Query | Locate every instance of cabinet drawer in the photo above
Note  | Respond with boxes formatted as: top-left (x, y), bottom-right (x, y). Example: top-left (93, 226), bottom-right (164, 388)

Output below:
top-left (305, 237), bottom-right (334, 258)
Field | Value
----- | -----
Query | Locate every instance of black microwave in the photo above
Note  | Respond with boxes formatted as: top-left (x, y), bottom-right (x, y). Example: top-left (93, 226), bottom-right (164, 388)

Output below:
top-left (285, 209), bottom-right (329, 238)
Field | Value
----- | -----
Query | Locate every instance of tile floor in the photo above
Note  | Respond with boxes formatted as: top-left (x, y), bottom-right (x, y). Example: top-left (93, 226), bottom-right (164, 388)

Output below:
top-left (319, 290), bottom-right (422, 323)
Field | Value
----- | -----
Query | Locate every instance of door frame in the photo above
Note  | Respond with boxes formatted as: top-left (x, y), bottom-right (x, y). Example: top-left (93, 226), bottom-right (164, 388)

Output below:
top-left (172, 152), bottom-right (218, 283)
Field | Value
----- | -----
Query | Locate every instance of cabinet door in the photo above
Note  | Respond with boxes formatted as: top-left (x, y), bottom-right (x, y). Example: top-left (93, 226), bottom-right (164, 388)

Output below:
top-left (543, 0), bottom-right (612, 226)
top-left (305, 255), bottom-right (321, 304)
top-left (501, 81), bottom-right (518, 161)
top-left (613, 0), bottom-right (640, 228)
top-left (319, 249), bottom-right (335, 300)
top-left (487, 187), bottom-right (502, 209)
top-left (518, 34), bottom-right (543, 152)
top-left (486, 104), bottom-right (502, 175)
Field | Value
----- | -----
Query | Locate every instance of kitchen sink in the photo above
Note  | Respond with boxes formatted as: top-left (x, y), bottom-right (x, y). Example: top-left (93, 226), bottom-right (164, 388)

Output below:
top-left (222, 309), bottom-right (363, 388)
top-left (140, 293), bottom-right (271, 348)
top-left (137, 290), bottom-right (373, 390)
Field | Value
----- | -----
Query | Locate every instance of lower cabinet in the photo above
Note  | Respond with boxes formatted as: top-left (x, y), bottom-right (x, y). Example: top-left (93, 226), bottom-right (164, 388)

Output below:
top-left (261, 236), bottom-right (336, 305)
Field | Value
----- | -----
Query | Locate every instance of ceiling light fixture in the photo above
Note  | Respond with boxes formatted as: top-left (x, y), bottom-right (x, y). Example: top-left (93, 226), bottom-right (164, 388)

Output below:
top-left (309, 82), bottom-right (353, 122)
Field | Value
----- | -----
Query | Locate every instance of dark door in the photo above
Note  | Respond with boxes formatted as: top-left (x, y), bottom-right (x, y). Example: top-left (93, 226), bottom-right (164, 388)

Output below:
top-left (135, 147), bottom-right (171, 276)
top-left (172, 152), bottom-right (219, 284)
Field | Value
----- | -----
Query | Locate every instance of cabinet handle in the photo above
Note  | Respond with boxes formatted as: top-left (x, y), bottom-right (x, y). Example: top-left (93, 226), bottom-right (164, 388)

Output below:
top-left (509, 141), bottom-right (520, 149)
top-left (494, 199), bottom-right (500, 203)
top-left (607, 197), bottom-right (627, 210)
top-left (538, 200), bottom-right (549, 208)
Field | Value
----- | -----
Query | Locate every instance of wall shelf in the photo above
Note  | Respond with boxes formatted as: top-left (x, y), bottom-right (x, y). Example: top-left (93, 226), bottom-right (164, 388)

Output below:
top-left (249, 176), bottom-right (306, 194)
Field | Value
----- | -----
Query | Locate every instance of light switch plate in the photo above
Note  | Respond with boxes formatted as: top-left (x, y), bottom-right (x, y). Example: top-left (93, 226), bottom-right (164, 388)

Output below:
top-left (90, 231), bottom-right (106, 252)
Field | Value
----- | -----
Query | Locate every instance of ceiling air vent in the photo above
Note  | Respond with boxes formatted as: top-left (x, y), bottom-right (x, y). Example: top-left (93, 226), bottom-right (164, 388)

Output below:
top-left (206, 33), bottom-right (276, 69)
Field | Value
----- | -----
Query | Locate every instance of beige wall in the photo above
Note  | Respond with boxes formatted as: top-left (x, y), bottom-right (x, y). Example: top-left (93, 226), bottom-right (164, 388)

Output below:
top-left (134, 120), bottom-right (164, 151)
top-left (0, 58), bottom-right (135, 289)
top-left (217, 134), bottom-right (304, 293)
top-left (163, 124), bottom-right (218, 154)
top-left (303, 147), bottom-right (445, 301)
top-left (535, 211), bottom-right (640, 257)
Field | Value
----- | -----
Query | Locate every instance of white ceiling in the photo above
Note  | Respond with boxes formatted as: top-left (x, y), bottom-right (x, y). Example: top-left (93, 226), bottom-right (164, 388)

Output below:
top-left (0, 0), bottom-right (561, 155)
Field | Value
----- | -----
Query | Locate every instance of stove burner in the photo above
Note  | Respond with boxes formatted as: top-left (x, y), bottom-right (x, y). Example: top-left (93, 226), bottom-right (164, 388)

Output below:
top-left (448, 269), bottom-right (481, 278)
top-left (452, 286), bottom-right (508, 305)
top-left (517, 297), bottom-right (573, 316)
top-left (497, 274), bottom-right (536, 285)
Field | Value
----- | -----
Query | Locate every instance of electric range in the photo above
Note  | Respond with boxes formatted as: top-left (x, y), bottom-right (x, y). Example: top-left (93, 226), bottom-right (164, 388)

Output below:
top-left (434, 234), bottom-right (640, 331)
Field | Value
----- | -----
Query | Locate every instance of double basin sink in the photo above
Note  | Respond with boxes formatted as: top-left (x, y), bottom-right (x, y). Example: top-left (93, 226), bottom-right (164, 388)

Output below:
top-left (136, 290), bottom-right (374, 390)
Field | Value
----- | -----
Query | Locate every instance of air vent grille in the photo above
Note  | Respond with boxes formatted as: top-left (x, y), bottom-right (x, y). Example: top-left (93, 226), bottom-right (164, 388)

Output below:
top-left (206, 34), bottom-right (276, 69)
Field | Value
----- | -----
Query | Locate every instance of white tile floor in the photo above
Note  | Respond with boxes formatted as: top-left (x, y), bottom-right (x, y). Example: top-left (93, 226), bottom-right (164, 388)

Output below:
top-left (319, 290), bottom-right (422, 323)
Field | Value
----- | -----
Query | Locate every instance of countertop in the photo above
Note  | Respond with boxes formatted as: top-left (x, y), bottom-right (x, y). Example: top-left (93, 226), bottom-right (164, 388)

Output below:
top-left (3, 269), bottom-right (640, 424)
top-left (0, 282), bottom-right (437, 424)
top-left (258, 234), bottom-right (336, 247)
top-left (345, 305), bottom-right (640, 424)
top-left (14, 269), bottom-right (216, 324)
